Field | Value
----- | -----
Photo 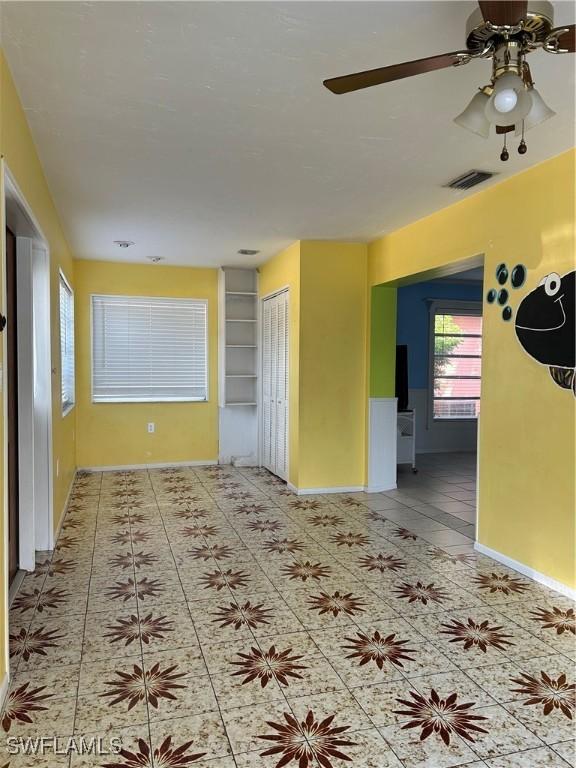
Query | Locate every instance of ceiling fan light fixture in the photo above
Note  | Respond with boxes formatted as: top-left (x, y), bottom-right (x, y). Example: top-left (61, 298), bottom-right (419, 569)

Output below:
top-left (454, 89), bottom-right (491, 138)
top-left (514, 87), bottom-right (556, 133)
top-left (484, 72), bottom-right (532, 126)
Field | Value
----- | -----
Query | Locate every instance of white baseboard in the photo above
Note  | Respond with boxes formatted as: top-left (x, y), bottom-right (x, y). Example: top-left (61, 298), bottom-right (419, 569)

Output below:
top-left (474, 542), bottom-right (576, 600)
top-left (366, 483), bottom-right (397, 493)
top-left (78, 460), bottom-right (218, 472)
top-left (231, 457), bottom-right (259, 468)
top-left (52, 468), bottom-right (77, 547)
top-left (0, 671), bottom-right (9, 710)
top-left (287, 483), bottom-right (365, 496)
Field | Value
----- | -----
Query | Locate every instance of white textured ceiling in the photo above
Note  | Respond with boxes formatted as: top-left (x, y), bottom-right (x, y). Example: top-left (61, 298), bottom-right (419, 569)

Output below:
top-left (2, 2), bottom-right (574, 267)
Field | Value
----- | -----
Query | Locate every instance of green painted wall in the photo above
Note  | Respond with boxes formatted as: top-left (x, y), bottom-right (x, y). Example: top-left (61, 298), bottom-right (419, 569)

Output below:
top-left (369, 284), bottom-right (397, 397)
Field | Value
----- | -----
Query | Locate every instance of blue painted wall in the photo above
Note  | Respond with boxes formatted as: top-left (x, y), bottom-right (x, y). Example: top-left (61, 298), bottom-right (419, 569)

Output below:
top-left (396, 281), bottom-right (483, 389)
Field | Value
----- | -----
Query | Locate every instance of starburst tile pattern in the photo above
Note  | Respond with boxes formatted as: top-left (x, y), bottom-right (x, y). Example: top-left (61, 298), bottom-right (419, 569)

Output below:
top-left (104, 613), bottom-right (174, 645)
top-left (308, 591), bottom-right (366, 617)
top-left (263, 537), bottom-right (305, 555)
top-left (199, 569), bottom-right (251, 591)
top-left (510, 672), bottom-right (575, 718)
top-left (394, 688), bottom-right (489, 745)
top-left (281, 560), bottom-right (332, 582)
top-left (189, 544), bottom-right (234, 561)
top-left (102, 736), bottom-right (206, 767)
top-left (106, 577), bottom-right (164, 602)
top-left (2, 684), bottom-right (53, 732)
top-left (329, 532), bottom-right (370, 548)
top-left (440, 618), bottom-right (514, 652)
top-left (231, 645), bottom-right (307, 687)
top-left (358, 553), bottom-right (407, 573)
top-left (530, 606), bottom-right (575, 635)
top-left (5, 454), bottom-right (573, 763)
top-left (9, 627), bottom-right (63, 662)
top-left (393, 580), bottom-right (449, 606)
top-left (309, 514), bottom-right (344, 528)
top-left (258, 710), bottom-right (357, 768)
top-left (473, 572), bottom-right (529, 595)
top-left (101, 663), bottom-right (186, 710)
top-left (34, 558), bottom-right (77, 577)
top-left (246, 519), bottom-right (283, 533)
top-left (343, 631), bottom-right (416, 669)
top-left (12, 587), bottom-right (69, 614)
top-left (213, 601), bottom-right (272, 630)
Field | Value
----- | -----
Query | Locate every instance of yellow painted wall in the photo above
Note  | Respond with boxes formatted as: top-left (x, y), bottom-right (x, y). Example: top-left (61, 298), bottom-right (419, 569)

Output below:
top-left (369, 150), bottom-right (576, 589)
top-left (259, 241), bottom-right (368, 491)
top-left (0, 52), bottom-right (77, 681)
top-left (74, 260), bottom-right (219, 468)
top-left (259, 242), bottom-right (301, 486)
top-left (298, 241), bottom-right (368, 490)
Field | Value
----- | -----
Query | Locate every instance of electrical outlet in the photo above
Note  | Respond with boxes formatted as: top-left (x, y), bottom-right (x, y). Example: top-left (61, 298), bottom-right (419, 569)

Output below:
top-left (147, 423), bottom-right (155, 433)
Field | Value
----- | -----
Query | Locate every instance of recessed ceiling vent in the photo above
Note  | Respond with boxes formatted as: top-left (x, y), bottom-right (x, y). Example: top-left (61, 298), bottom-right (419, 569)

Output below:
top-left (444, 170), bottom-right (496, 191)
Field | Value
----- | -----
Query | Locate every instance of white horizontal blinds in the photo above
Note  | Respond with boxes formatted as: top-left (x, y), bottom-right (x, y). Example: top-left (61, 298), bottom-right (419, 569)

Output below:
top-left (433, 310), bottom-right (482, 420)
top-left (59, 272), bottom-right (75, 413)
top-left (92, 295), bottom-right (208, 402)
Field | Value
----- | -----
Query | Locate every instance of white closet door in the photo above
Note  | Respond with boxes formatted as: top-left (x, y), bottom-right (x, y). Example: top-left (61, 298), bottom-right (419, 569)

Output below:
top-left (262, 298), bottom-right (272, 470)
top-left (261, 290), bottom-right (288, 480)
top-left (275, 291), bottom-right (288, 479)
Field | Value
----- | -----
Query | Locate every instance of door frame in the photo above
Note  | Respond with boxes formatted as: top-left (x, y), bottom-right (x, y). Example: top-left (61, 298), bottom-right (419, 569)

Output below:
top-left (2, 162), bottom-right (54, 576)
top-left (259, 286), bottom-right (290, 481)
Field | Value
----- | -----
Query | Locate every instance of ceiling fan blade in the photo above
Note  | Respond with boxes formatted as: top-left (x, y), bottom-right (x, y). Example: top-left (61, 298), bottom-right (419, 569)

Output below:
top-left (548, 24), bottom-right (575, 53)
top-left (496, 125), bottom-right (515, 134)
top-left (323, 51), bottom-right (467, 94)
top-left (478, 1), bottom-right (527, 26)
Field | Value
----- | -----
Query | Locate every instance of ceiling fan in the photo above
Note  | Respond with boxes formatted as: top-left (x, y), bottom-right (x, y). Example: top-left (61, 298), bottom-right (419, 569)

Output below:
top-left (323, 1), bottom-right (574, 160)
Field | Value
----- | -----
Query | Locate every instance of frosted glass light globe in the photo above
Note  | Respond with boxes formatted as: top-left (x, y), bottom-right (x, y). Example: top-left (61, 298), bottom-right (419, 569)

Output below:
top-left (493, 88), bottom-right (518, 114)
top-left (485, 73), bottom-right (532, 126)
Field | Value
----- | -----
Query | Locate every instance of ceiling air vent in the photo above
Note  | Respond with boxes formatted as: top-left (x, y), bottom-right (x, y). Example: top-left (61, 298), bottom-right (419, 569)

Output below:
top-left (444, 170), bottom-right (496, 191)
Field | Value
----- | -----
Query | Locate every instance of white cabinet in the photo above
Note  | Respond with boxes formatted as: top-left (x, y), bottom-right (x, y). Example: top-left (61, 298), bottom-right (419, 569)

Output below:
top-left (397, 409), bottom-right (417, 472)
top-left (262, 290), bottom-right (288, 480)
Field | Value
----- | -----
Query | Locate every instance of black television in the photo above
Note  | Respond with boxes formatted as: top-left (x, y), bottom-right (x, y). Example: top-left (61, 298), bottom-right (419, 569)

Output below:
top-left (395, 345), bottom-right (409, 411)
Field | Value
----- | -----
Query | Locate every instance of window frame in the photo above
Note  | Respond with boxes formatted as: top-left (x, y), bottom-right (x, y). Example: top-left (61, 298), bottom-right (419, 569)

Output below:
top-left (90, 293), bottom-right (209, 404)
top-left (428, 299), bottom-right (482, 424)
top-left (59, 269), bottom-right (75, 417)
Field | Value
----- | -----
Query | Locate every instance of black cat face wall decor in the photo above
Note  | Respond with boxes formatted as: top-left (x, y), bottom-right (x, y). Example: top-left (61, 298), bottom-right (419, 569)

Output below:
top-left (514, 270), bottom-right (575, 395)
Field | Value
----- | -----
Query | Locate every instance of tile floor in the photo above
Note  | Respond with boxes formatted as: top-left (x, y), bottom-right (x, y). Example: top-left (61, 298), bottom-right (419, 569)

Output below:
top-left (3, 455), bottom-right (574, 767)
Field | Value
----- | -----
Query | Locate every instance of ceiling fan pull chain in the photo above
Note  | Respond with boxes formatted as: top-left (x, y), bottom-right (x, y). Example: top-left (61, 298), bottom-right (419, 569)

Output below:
top-left (517, 120), bottom-right (527, 154)
top-left (500, 132), bottom-right (509, 162)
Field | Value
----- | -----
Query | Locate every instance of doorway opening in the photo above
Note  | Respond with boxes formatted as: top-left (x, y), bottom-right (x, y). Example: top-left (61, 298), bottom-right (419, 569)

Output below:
top-left (393, 260), bottom-right (484, 547)
top-left (3, 164), bottom-right (54, 598)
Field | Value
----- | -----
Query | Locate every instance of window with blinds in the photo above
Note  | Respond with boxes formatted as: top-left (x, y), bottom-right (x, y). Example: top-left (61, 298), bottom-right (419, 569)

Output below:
top-left (91, 295), bottom-right (208, 403)
top-left (431, 304), bottom-right (482, 420)
top-left (59, 271), bottom-right (75, 415)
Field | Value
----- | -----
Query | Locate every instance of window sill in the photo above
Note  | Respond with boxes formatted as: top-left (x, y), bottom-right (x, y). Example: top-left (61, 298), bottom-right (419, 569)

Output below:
top-left (432, 418), bottom-right (478, 423)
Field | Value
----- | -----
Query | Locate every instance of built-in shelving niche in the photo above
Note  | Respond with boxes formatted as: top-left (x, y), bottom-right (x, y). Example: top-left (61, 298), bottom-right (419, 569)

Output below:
top-left (218, 268), bottom-right (259, 464)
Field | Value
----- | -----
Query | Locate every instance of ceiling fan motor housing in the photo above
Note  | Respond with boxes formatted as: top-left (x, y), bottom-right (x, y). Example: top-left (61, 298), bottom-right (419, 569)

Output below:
top-left (465, 1), bottom-right (554, 53)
